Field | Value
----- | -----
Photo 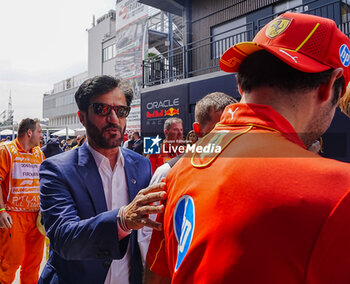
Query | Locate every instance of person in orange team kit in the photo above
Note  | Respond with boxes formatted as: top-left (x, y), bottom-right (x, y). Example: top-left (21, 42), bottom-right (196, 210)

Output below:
top-left (0, 118), bottom-right (45, 284)
top-left (148, 117), bottom-right (184, 173)
top-left (145, 13), bottom-right (350, 284)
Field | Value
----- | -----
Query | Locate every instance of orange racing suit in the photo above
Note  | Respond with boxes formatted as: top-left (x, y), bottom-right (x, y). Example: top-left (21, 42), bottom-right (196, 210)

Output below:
top-left (0, 139), bottom-right (45, 284)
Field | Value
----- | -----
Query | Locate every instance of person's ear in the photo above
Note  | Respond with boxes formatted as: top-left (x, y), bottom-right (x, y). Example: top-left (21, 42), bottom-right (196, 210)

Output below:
top-left (318, 68), bottom-right (343, 102)
top-left (27, 129), bottom-right (32, 138)
top-left (78, 111), bottom-right (86, 127)
top-left (238, 84), bottom-right (243, 96)
top-left (193, 122), bottom-right (201, 137)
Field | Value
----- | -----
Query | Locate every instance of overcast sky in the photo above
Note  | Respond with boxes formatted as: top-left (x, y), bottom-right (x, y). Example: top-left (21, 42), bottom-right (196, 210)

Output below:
top-left (0, 0), bottom-right (115, 123)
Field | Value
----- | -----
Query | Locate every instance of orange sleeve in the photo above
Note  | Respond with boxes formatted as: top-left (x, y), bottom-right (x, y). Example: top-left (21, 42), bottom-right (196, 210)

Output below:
top-left (0, 145), bottom-right (10, 182)
top-left (146, 213), bottom-right (171, 278)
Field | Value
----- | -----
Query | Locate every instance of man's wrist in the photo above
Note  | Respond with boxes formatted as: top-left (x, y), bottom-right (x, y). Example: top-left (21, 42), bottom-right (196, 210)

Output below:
top-left (117, 206), bottom-right (132, 232)
top-left (0, 208), bottom-right (6, 213)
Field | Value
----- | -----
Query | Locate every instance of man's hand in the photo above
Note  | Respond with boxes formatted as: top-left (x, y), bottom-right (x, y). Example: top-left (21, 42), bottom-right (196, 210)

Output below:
top-left (0, 211), bottom-right (13, 229)
top-left (124, 182), bottom-right (166, 231)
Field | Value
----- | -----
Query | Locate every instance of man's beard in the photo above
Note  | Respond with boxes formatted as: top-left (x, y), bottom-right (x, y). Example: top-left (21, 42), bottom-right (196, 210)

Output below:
top-left (301, 100), bottom-right (336, 149)
top-left (86, 116), bottom-right (125, 149)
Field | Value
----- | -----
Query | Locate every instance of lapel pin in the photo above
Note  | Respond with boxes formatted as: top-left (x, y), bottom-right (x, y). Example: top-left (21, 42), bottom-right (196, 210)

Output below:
top-left (131, 178), bottom-right (136, 184)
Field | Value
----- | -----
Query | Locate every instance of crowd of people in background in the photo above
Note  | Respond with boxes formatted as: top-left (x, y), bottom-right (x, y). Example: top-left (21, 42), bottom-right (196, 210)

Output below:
top-left (122, 131), bottom-right (143, 155)
top-left (0, 136), bottom-right (12, 143)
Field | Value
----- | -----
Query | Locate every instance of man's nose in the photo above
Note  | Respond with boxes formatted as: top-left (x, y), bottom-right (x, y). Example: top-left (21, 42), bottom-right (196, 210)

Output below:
top-left (107, 108), bottom-right (121, 123)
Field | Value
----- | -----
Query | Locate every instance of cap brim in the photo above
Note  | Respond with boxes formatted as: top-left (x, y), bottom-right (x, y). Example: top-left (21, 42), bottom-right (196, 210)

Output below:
top-left (219, 42), bottom-right (263, 73)
top-left (220, 42), bottom-right (332, 74)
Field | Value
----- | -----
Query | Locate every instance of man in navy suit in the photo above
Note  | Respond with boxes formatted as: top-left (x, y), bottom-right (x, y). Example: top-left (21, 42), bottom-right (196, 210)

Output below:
top-left (39, 75), bottom-right (166, 284)
top-left (131, 132), bottom-right (143, 155)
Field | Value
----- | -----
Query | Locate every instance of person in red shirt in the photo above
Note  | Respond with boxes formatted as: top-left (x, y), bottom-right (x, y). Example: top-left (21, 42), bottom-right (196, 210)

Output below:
top-left (148, 117), bottom-right (184, 173)
top-left (145, 12), bottom-right (350, 284)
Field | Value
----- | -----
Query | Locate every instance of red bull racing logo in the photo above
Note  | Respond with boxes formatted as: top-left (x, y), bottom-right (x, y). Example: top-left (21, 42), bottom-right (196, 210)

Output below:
top-left (147, 110), bottom-right (163, 118)
top-left (165, 108), bottom-right (180, 116)
top-left (147, 108), bottom-right (180, 118)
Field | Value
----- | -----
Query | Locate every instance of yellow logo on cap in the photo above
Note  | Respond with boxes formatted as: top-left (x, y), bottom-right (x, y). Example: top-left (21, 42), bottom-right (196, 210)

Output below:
top-left (266, 17), bottom-right (291, 39)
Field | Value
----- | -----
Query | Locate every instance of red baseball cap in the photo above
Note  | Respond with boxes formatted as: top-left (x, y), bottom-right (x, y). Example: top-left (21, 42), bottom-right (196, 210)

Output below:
top-left (220, 12), bottom-right (350, 95)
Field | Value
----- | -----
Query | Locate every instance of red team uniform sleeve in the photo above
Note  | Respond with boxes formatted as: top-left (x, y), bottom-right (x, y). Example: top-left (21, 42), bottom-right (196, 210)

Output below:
top-left (306, 189), bottom-right (350, 283)
top-left (146, 212), bottom-right (171, 278)
top-left (148, 154), bottom-right (165, 174)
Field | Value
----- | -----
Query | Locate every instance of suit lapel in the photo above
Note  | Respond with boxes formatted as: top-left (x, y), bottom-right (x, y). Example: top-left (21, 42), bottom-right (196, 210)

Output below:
top-left (76, 143), bottom-right (107, 214)
top-left (121, 148), bottom-right (140, 202)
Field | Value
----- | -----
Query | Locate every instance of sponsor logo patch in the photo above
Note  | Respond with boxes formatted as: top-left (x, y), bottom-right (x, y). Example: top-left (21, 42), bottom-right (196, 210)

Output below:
top-left (340, 44), bottom-right (350, 67)
top-left (20, 180), bottom-right (33, 186)
top-left (12, 163), bottom-right (39, 179)
top-left (266, 17), bottom-right (292, 39)
top-left (173, 195), bottom-right (195, 272)
top-left (164, 108), bottom-right (180, 117)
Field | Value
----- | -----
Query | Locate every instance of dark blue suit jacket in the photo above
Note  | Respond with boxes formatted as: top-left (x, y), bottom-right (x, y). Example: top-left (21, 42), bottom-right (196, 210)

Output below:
top-left (39, 143), bottom-right (152, 284)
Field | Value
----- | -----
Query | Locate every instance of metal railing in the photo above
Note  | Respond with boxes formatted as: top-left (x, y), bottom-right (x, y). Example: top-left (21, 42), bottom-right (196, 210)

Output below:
top-left (142, 47), bottom-right (185, 86)
top-left (148, 12), bottom-right (183, 45)
top-left (142, 0), bottom-right (350, 87)
top-left (256, 0), bottom-right (343, 30)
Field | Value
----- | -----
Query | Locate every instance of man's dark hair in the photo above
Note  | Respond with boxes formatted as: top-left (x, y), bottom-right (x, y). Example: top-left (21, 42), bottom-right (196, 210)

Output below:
top-left (133, 132), bottom-right (140, 138)
top-left (195, 92), bottom-right (237, 126)
top-left (75, 75), bottom-right (134, 111)
top-left (237, 50), bottom-right (344, 105)
top-left (18, 118), bottom-right (40, 137)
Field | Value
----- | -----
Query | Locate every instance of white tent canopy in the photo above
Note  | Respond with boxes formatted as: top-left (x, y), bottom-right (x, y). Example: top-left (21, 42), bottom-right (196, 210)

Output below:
top-left (0, 129), bottom-right (17, 135)
top-left (74, 128), bottom-right (86, 136)
top-left (51, 128), bottom-right (75, 137)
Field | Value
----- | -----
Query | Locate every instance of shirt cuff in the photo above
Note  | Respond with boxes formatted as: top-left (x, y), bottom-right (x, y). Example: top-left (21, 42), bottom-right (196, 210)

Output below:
top-left (117, 206), bottom-right (132, 240)
top-left (117, 222), bottom-right (132, 239)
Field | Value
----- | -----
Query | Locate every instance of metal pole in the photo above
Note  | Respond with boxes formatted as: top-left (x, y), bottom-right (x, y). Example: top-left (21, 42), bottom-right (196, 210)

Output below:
top-left (142, 18), bottom-right (150, 88)
top-left (184, 0), bottom-right (192, 78)
top-left (46, 127), bottom-right (50, 142)
top-left (168, 13), bottom-right (173, 82)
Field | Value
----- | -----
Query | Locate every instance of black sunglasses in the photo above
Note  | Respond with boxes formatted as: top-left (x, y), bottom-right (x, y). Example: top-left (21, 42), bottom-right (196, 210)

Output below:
top-left (90, 103), bottom-right (131, 118)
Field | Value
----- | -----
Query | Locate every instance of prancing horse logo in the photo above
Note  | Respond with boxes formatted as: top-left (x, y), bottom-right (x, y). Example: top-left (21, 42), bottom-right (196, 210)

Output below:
top-left (266, 17), bottom-right (292, 39)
